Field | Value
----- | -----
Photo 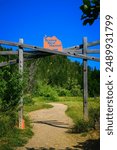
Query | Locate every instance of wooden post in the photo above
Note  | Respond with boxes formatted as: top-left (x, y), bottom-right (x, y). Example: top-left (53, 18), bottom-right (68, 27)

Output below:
top-left (83, 37), bottom-right (88, 121)
top-left (18, 38), bottom-right (24, 129)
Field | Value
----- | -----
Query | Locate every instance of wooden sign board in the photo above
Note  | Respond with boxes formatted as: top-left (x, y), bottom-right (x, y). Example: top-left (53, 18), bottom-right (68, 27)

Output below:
top-left (43, 36), bottom-right (63, 51)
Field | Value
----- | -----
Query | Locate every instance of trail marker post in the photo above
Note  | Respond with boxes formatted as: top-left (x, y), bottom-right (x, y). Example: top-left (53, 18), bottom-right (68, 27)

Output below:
top-left (83, 37), bottom-right (88, 121)
top-left (18, 38), bottom-right (24, 129)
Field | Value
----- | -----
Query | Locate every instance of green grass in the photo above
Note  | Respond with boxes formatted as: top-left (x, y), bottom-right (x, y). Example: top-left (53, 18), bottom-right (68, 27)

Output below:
top-left (0, 115), bottom-right (33, 150)
top-left (24, 96), bottom-right (53, 112)
top-left (58, 97), bottom-right (100, 133)
top-left (58, 97), bottom-right (100, 123)
top-left (0, 97), bottom-right (53, 150)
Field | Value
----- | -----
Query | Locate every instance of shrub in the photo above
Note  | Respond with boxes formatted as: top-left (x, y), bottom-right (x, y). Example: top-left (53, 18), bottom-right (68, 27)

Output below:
top-left (34, 82), bottom-right (58, 101)
top-left (0, 112), bottom-right (17, 137)
top-left (72, 107), bottom-right (100, 133)
top-left (70, 85), bottom-right (83, 96)
top-left (56, 87), bottom-right (71, 96)
top-left (72, 119), bottom-right (89, 133)
top-left (0, 66), bottom-right (23, 112)
top-left (89, 107), bottom-right (100, 129)
top-left (23, 95), bottom-right (34, 105)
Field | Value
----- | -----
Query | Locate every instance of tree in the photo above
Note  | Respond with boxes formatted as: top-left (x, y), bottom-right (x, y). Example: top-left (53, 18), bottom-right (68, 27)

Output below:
top-left (80, 0), bottom-right (100, 25)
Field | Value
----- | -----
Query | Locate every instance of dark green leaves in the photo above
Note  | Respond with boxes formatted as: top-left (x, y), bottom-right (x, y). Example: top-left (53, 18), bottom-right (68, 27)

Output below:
top-left (83, 0), bottom-right (91, 7)
top-left (80, 0), bottom-right (100, 25)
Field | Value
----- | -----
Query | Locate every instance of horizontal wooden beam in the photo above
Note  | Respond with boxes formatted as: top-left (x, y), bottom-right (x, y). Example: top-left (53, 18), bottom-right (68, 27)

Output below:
top-left (87, 40), bottom-right (100, 47)
top-left (0, 59), bottom-right (18, 67)
top-left (0, 40), bottom-right (100, 61)
top-left (0, 50), bottom-right (52, 56)
top-left (0, 51), bottom-right (18, 55)
top-left (0, 54), bottom-right (51, 67)
top-left (64, 49), bottom-right (100, 54)
top-left (63, 40), bottom-right (100, 50)
top-left (86, 49), bottom-right (100, 54)
top-left (67, 51), bottom-right (100, 61)
top-left (0, 51), bottom-right (33, 55)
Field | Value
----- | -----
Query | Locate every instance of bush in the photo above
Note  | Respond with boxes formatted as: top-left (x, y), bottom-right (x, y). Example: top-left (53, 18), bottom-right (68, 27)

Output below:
top-left (0, 66), bottom-right (23, 112)
top-left (89, 107), bottom-right (100, 129)
top-left (23, 95), bottom-right (34, 105)
top-left (70, 85), bottom-right (83, 96)
top-left (72, 119), bottom-right (89, 133)
top-left (0, 112), bottom-right (17, 137)
top-left (34, 82), bottom-right (58, 101)
top-left (0, 114), bottom-right (33, 150)
top-left (56, 87), bottom-right (71, 96)
top-left (72, 107), bottom-right (100, 133)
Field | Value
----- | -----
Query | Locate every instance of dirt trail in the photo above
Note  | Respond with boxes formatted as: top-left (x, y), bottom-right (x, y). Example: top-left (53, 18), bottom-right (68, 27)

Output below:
top-left (17, 103), bottom-right (85, 150)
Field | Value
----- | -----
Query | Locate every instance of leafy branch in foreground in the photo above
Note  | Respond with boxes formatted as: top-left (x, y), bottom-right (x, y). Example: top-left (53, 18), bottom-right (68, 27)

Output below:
top-left (80, 0), bottom-right (100, 25)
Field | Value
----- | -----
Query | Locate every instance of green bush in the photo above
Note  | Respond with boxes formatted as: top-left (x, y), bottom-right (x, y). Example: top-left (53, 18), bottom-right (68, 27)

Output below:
top-left (72, 107), bottom-right (100, 133)
top-left (89, 107), bottom-right (100, 129)
top-left (23, 95), bottom-right (34, 105)
top-left (0, 112), bottom-right (17, 137)
top-left (72, 119), bottom-right (89, 133)
top-left (0, 115), bottom-right (33, 150)
top-left (0, 66), bottom-right (23, 112)
top-left (56, 87), bottom-right (71, 96)
top-left (70, 85), bottom-right (83, 96)
top-left (34, 82), bottom-right (58, 101)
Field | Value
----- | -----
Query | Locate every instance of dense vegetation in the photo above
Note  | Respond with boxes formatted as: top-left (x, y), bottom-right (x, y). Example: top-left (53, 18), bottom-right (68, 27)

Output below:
top-left (24, 55), bottom-right (100, 98)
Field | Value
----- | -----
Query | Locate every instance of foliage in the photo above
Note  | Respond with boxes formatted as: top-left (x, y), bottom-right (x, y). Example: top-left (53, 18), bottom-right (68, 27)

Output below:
top-left (23, 95), bottom-right (34, 105)
top-left (31, 56), bottom-right (99, 98)
top-left (88, 67), bottom-right (100, 97)
top-left (80, 0), bottom-right (100, 25)
top-left (0, 112), bottom-right (17, 137)
top-left (0, 116), bottom-right (33, 150)
top-left (34, 82), bottom-right (59, 101)
top-left (24, 97), bottom-right (53, 112)
top-left (72, 119), bottom-right (89, 133)
top-left (55, 87), bottom-right (71, 96)
top-left (88, 107), bottom-right (100, 128)
top-left (64, 97), bottom-right (100, 133)
top-left (0, 66), bottom-right (23, 112)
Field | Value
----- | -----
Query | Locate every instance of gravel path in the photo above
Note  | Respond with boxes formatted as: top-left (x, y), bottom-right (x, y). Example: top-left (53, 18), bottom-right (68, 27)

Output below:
top-left (17, 103), bottom-right (82, 150)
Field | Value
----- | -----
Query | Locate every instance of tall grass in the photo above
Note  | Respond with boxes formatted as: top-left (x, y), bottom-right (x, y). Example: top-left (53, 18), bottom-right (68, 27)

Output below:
top-left (60, 97), bottom-right (100, 133)
top-left (0, 96), bottom-right (52, 150)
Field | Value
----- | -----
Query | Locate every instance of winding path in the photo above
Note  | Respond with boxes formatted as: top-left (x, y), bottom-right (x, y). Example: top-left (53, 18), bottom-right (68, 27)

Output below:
top-left (17, 103), bottom-right (82, 150)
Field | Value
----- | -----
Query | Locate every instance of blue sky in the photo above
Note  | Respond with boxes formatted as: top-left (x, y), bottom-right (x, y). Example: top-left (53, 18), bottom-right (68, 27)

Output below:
top-left (0, 0), bottom-right (100, 69)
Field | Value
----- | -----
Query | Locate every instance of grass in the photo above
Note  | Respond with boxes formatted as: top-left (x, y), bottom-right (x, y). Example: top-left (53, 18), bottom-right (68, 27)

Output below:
top-left (0, 97), bottom-right (53, 150)
top-left (0, 115), bottom-right (33, 150)
top-left (58, 97), bottom-right (100, 123)
top-left (58, 97), bottom-right (100, 133)
top-left (24, 97), bottom-right (53, 112)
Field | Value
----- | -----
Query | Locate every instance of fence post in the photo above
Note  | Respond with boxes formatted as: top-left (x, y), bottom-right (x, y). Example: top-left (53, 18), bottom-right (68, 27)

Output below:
top-left (18, 38), bottom-right (24, 129)
top-left (83, 37), bottom-right (88, 121)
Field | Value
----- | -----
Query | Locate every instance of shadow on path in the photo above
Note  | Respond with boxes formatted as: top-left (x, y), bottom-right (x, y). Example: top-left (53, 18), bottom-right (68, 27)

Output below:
top-left (73, 138), bottom-right (100, 150)
top-left (32, 120), bottom-right (72, 129)
top-left (24, 138), bottom-right (100, 150)
top-left (25, 147), bottom-right (78, 150)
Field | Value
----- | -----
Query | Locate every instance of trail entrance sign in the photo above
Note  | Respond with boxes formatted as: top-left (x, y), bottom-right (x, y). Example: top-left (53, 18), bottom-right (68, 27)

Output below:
top-left (44, 36), bottom-right (63, 51)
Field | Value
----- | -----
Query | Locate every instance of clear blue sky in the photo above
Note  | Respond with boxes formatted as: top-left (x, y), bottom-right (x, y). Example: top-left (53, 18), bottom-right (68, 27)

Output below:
top-left (0, 0), bottom-right (100, 69)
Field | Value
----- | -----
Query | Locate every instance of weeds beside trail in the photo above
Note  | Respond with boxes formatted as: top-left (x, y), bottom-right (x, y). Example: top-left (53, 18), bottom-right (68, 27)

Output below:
top-left (0, 97), bottom-right (52, 150)
top-left (59, 97), bottom-right (100, 133)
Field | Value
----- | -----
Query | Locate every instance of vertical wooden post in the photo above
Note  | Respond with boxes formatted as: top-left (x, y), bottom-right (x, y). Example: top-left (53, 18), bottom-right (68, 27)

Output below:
top-left (18, 38), bottom-right (24, 129)
top-left (83, 37), bottom-right (88, 121)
